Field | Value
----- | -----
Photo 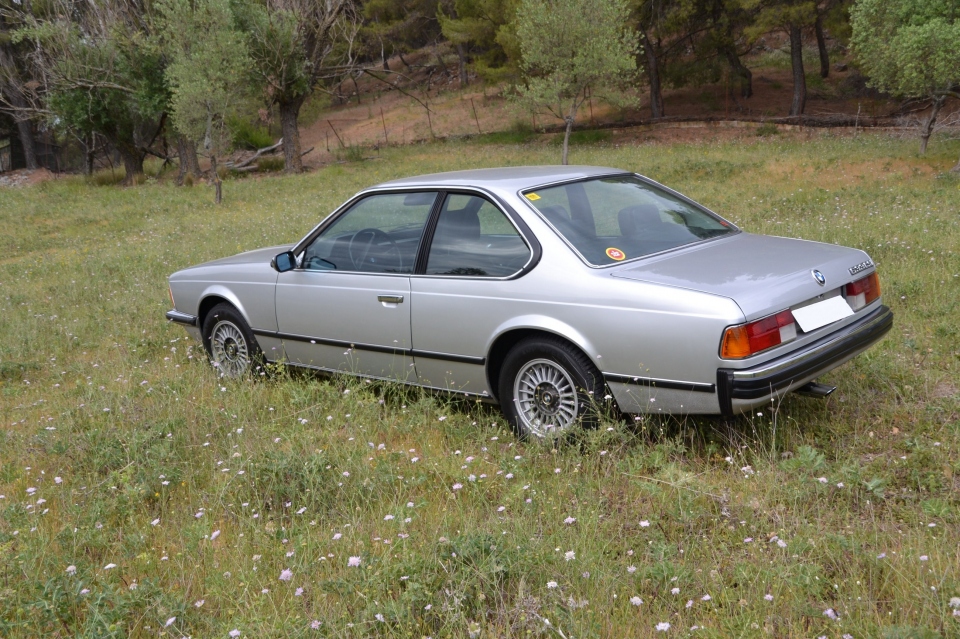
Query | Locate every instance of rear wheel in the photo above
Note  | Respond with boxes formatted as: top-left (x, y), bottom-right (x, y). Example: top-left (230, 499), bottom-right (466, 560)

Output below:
top-left (202, 303), bottom-right (262, 378)
top-left (498, 336), bottom-right (607, 439)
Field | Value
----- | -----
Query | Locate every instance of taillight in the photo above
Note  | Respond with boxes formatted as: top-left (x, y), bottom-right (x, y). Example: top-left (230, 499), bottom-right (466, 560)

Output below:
top-left (721, 310), bottom-right (797, 359)
top-left (844, 272), bottom-right (880, 311)
top-left (169, 286), bottom-right (176, 308)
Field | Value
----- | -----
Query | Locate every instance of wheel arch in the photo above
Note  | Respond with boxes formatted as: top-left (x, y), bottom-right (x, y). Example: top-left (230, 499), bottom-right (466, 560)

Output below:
top-left (197, 286), bottom-right (251, 332)
top-left (485, 321), bottom-right (599, 403)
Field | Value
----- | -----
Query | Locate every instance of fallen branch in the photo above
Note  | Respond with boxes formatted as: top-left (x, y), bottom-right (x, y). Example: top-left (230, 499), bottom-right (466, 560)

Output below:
top-left (225, 139), bottom-right (283, 169)
top-left (228, 146), bottom-right (314, 173)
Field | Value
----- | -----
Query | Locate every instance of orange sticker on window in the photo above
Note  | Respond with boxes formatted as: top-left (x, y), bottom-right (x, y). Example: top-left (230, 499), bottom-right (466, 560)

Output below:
top-left (606, 247), bottom-right (626, 261)
top-left (525, 192), bottom-right (541, 201)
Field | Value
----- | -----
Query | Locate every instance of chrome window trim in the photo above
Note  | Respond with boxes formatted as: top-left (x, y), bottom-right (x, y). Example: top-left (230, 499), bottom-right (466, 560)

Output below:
top-left (292, 185), bottom-right (539, 281)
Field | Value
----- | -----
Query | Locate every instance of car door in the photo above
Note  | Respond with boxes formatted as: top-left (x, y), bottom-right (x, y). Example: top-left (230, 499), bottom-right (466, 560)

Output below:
top-left (276, 191), bottom-right (438, 380)
top-left (411, 192), bottom-right (534, 395)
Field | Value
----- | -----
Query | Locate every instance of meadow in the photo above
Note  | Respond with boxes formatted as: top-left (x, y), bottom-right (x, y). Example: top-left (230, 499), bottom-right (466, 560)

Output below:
top-left (1, 131), bottom-right (958, 638)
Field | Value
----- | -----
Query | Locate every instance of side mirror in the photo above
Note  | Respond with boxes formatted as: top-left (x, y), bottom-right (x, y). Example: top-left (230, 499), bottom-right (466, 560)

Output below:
top-left (272, 251), bottom-right (296, 273)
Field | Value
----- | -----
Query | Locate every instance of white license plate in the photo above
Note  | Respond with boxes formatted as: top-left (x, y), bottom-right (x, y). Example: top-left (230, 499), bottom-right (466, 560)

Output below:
top-left (791, 296), bottom-right (854, 333)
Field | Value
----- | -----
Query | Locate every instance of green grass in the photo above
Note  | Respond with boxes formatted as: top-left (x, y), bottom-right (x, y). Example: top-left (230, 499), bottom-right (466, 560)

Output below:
top-left (1, 133), bottom-right (959, 638)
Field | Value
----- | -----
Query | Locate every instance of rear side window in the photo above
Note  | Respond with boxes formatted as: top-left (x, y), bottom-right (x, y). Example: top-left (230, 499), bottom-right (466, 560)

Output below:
top-left (426, 193), bottom-right (531, 277)
top-left (524, 176), bottom-right (734, 266)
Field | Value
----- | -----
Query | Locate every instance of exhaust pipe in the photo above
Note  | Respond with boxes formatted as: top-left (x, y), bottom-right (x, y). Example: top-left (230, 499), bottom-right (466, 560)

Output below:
top-left (796, 381), bottom-right (836, 398)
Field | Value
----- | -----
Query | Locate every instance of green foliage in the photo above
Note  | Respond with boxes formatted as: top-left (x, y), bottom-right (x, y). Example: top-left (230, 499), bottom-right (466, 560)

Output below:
top-left (850, 0), bottom-right (960, 99)
top-left (514, 0), bottom-right (637, 161)
top-left (438, 0), bottom-right (521, 81)
top-left (158, 0), bottom-right (252, 158)
top-left (230, 118), bottom-right (274, 150)
top-left (362, 0), bottom-right (443, 62)
top-left (232, 0), bottom-right (311, 105)
top-left (756, 121), bottom-right (780, 136)
top-left (255, 156), bottom-right (285, 172)
top-left (12, 2), bottom-right (168, 180)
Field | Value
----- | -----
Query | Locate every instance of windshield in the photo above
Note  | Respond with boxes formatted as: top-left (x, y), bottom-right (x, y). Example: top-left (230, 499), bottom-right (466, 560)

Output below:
top-left (522, 175), bottom-right (735, 266)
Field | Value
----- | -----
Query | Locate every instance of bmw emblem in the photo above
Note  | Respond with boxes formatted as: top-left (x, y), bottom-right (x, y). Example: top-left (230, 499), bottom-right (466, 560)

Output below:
top-left (812, 269), bottom-right (826, 286)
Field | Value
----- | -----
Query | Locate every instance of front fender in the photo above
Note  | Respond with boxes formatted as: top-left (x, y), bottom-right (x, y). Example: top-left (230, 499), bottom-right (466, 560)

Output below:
top-left (199, 285), bottom-right (253, 327)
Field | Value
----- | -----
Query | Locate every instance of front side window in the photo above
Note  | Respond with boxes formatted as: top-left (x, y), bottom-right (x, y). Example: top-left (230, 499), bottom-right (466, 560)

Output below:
top-left (426, 193), bottom-right (531, 277)
top-left (523, 176), bottom-right (735, 266)
top-left (301, 192), bottom-right (437, 273)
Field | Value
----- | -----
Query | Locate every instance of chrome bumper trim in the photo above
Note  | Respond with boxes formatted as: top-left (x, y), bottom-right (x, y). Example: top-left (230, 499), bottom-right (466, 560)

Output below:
top-left (165, 309), bottom-right (198, 327)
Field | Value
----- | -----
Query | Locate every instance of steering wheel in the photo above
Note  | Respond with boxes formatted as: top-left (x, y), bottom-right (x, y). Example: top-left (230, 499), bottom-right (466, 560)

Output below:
top-left (347, 228), bottom-right (403, 272)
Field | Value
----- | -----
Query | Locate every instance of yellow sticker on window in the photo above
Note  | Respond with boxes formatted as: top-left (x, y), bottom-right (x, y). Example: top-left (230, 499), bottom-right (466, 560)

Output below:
top-left (525, 192), bottom-right (541, 201)
top-left (606, 247), bottom-right (626, 261)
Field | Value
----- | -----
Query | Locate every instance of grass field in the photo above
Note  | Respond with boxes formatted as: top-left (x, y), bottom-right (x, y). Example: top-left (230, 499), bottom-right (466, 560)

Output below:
top-left (1, 132), bottom-right (959, 638)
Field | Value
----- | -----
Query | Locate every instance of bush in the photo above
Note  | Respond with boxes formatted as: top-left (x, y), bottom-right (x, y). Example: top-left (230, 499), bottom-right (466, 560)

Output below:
top-left (231, 119), bottom-right (274, 150)
top-left (257, 156), bottom-right (285, 172)
top-left (756, 121), bottom-right (779, 137)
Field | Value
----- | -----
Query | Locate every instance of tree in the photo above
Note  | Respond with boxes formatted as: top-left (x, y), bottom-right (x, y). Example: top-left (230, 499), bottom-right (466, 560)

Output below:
top-left (235, 0), bottom-right (359, 174)
top-left (0, 5), bottom-right (39, 169)
top-left (438, 0), bottom-right (521, 83)
top-left (746, 0), bottom-right (817, 116)
top-left (514, 0), bottom-right (638, 164)
top-left (12, 0), bottom-right (168, 184)
top-left (851, 0), bottom-right (960, 162)
top-left (158, 0), bottom-right (252, 203)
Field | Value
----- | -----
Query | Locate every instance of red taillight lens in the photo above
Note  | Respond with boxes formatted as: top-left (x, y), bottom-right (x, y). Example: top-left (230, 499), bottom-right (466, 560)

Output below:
top-left (721, 310), bottom-right (797, 359)
top-left (844, 272), bottom-right (880, 311)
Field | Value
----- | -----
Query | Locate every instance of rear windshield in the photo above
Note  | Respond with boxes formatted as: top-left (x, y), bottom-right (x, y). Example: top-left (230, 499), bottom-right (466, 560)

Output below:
top-left (522, 175), bottom-right (735, 266)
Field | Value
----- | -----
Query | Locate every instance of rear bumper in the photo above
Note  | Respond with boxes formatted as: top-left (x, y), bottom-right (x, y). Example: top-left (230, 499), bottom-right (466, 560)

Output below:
top-left (716, 304), bottom-right (893, 416)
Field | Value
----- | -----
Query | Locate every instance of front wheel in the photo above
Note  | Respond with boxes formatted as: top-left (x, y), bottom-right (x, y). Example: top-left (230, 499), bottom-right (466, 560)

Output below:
top-left (202, 303), bottom-right (262, 378)
top-left (498, 336), bottom-right (608, 440)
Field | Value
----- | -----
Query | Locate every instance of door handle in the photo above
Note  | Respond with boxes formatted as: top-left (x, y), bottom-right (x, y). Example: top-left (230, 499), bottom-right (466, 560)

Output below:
top-left (377, 294), bottom-right (404, 304)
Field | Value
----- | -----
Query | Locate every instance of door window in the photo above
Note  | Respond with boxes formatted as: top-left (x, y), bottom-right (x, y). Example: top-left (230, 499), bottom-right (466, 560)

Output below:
top-left (425, 193), bottom-right (531, 277)
top-left (301, 192), bottom-right (437, 273)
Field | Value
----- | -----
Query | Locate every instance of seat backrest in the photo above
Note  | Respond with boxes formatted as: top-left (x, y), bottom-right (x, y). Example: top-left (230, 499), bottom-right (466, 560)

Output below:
top-left (432, 208), bottom-right (481, 252)
top-left (618, 204), bottom-right (663, 236)
top-left (539, 205), bottom-right (571, 227)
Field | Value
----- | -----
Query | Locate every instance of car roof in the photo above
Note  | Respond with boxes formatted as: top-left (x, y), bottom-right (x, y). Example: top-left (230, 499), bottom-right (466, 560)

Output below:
top-left (373, 165), bottom-right (629, 193)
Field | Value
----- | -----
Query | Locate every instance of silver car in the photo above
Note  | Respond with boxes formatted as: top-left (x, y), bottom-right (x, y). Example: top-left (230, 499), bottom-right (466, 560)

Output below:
top-left (166, 166), bottom-right (893, 438)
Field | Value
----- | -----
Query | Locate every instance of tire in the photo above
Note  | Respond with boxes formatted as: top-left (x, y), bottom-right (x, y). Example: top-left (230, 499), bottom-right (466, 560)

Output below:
top-left (498, 336), bottom-right (608, 440)
top-left (201, 303), bottom-right (262, 379)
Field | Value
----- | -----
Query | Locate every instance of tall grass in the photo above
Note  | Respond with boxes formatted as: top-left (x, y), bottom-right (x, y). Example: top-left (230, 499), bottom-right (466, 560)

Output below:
top-left (1, 132), bottom-right (958, 637)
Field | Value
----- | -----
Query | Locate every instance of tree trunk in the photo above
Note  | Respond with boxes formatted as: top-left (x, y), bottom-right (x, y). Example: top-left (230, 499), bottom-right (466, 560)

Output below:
top-left (456, 43), bottom-right (468, 87)
top-left (15, 117), bottom-right (38, 170)
top-left (83, 133), bottom-right (94, 176)
top-left (641, 30), bottom-right (664, 119)
top-left (815, 14), bottom-right (829, 79)
top-left (561, 116), bottom-right (573, 165)
top-left (721, 44), bottom-right (753, 99)
top-left (919, 96), bottom-right (945, 155)
top-left (176, 135), bottom-right (201, 185)
top-left (351, 74), bottom-right (361, 104)
top-left (210, 154), bottom-right (223, 204)
top-left (278, 95), bottom-right (306, 174)
top-left (789, 25), bottom-right (806, 117)
top-left (117, 144), bottom-right (144, 185)
top-left (0, 41), bottom-right (38, 169)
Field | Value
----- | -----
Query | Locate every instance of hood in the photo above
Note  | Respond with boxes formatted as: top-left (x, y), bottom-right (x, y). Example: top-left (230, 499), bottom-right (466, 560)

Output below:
top-left (194, 245), bottom-right (294, 268)
top-left (611, 233), bottom-right (872, 320)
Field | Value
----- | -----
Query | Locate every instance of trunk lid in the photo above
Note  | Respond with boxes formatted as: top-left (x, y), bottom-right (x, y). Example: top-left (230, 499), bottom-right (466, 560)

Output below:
top-left (610, 233), bottom-right (873, 320)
